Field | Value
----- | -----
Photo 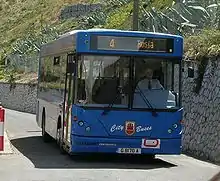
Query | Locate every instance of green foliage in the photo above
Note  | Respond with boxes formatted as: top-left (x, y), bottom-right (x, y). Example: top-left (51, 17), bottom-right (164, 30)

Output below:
top-left (184, 29), bottom-right (220, 94)
top-left (0, 67), bottom-right (5, 80)
top-left (193, 57), bottom-right (208, 94)
top-left (0, 0), bottom-right (89, 62)
top-left (104, 2), bottom-right (133, 29)
top-left (41, 82), bottom-right (66, 90)
top-left (11, 25), bottom-right (59, 55)
top-left (2, 65), bottom-right (17, 90)
top-left (142, 0), bottom-right (173, 10)
top-left (139, 0), bottom-right (220, 35)
top-left (184, 29), bottom-right (220, 59)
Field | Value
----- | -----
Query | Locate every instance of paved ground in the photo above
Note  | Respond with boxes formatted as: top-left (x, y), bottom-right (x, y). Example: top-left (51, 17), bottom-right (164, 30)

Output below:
top-left (0, 109), bottom-right (219, 181)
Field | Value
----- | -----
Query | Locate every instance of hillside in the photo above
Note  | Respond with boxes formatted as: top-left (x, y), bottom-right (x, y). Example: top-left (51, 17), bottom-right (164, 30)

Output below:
top-left (0, 0), bottom-right (92, 83)
top-left (0, 0), bottom-right (219, 84)
top-left (0, 0), bottom-right (89, 60)
top-left (0, 0), bottom-right (176, 61)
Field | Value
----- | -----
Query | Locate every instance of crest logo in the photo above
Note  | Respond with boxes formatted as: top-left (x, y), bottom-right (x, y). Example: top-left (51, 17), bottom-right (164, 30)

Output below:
top-left (125, 121), bottom-right (135, 135)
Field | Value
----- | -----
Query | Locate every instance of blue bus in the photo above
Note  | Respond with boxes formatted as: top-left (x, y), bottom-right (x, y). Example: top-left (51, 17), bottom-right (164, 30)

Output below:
top-left (36, 28), bottom-right (184, 157)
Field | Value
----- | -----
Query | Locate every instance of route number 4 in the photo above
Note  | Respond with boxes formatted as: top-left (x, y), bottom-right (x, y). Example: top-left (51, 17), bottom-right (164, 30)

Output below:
top-left (109, 39), bottom-right (116, 48)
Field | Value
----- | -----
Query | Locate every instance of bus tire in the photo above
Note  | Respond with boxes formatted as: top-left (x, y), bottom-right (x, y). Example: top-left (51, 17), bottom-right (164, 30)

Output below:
top-left (41, 111), bottom-right (51, 143)
top-left (144, 154), bottom-right (155, 160)
top-left (56, 120), bottom-right (66, 154)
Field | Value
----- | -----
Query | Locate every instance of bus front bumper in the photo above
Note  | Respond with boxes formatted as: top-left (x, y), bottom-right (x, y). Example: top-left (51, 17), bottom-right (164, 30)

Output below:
top-left (70, 135), bottom-right (182, 155)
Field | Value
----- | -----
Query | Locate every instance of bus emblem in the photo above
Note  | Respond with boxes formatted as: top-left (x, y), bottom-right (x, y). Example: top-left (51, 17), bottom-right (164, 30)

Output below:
top-left (125, 121), bottom-right (135, 136)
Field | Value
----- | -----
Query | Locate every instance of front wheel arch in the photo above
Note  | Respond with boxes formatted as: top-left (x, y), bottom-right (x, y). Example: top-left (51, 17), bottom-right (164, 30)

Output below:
top-left (56, 115), bottom-right (66, 154)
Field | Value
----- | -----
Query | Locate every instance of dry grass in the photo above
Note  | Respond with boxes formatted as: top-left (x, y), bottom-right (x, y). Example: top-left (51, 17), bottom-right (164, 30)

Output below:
top-left (0, 0), bottom-right (89, 56)
top-left (184, 29), bottom-right (220, 60)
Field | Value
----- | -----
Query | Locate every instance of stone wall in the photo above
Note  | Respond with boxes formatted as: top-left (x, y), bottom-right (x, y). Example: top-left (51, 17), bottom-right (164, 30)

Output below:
top-left (59, 3), bottom-right (103, 20)
top-left (0, 83), bottom-right (37, 114)
top-left (182, 57), bottom-right (220, 163)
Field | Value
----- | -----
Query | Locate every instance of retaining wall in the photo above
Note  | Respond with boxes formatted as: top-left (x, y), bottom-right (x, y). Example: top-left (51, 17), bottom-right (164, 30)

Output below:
top-left (0, 83), bottom-right (37, 114)
top-left (182, 57), bottom-right (220, 163)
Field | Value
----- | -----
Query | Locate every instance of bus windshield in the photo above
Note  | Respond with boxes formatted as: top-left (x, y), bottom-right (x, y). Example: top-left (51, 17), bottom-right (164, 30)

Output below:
top-left (76, 55), bottom-right (181, 110)
top-left (77, 55), bottom-right (130, 108)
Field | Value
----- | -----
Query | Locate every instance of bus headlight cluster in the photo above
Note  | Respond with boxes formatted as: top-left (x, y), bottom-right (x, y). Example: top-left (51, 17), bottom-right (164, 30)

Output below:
top-left (78, 121), bottom-right (91, 132)
top-left (168, 123), bottom-right (179, 134)
top-left (78, 121), bottom-right (84, 127)
top-left (86, 126), bottom-right (91, 132)
top-left (173, 123), bottom-right (178, 129)
top-left (168, 129), bottom-right (172, 134)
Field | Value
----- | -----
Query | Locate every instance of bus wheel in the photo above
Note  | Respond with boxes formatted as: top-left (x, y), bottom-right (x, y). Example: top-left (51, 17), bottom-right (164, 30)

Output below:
top-left (144, 154), bottom-right (155, 161)
top-left (56, 125), bottom-right (66, 154)
top-left (42, 111), bottom-right (51, 143)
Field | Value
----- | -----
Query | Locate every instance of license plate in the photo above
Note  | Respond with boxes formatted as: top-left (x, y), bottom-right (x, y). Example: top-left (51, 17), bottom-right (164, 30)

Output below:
top-left (117, 148), bottom-right (141, 154)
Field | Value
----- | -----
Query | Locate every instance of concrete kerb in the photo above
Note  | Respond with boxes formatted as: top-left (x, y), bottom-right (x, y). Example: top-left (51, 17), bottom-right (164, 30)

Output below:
top-left (209, 171), bottom-right (220, 181)
top-left (0, 131), bottom-right (13, 155)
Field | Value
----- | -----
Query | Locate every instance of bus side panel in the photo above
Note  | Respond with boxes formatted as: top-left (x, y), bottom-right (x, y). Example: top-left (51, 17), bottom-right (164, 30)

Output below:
top-left (37, 53), bottom-right (67, 140)
top-left (38, 98), bottom-right (60, 139)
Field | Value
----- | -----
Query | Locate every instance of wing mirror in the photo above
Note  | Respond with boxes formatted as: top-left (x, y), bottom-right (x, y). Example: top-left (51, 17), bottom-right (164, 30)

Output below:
top-left (188, 67), bottom-right (194, 78)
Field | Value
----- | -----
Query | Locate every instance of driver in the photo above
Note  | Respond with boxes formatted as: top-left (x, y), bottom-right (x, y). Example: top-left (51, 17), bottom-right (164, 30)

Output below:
top-left (136, 68), bottom-right (163, 91)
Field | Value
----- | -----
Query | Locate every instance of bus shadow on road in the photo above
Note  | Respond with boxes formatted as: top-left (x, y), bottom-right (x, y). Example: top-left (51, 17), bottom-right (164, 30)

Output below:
top-left (10, 136), bottom-right (177, 169)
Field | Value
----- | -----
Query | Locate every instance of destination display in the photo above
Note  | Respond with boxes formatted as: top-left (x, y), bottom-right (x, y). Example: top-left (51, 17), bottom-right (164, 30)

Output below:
top-left (90, 35), bottom-right (174, 53)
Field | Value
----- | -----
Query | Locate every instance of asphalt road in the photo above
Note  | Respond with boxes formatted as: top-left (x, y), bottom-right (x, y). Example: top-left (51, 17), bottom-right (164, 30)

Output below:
top-left (0, 109), bottom-right (219, 181)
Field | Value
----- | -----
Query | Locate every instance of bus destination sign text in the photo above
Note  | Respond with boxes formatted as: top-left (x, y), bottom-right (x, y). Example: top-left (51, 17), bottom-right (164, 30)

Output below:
top-left (90, 35), bottom-right (174, 53)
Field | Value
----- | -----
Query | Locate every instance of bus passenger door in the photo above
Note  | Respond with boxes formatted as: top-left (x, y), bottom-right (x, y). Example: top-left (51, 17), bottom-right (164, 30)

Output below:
top-left (63, 54), bottom-right (76, 146)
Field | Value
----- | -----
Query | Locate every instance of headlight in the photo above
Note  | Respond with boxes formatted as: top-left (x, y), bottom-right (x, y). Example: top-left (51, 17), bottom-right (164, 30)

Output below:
top-left (85, 126), bottom-right (91, 132)
top-left (168, 129), bottom-right (172, 134)
top-left (173, 124), bottom-right (178, 129)
top-left (78, 121), bottom-right (84, 127)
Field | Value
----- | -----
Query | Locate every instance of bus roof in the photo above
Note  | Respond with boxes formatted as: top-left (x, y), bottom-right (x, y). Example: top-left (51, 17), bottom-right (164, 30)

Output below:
top-left (58, 28), bottom-right (183, 39)
top-left (40, 28), bottom-right (183, 58)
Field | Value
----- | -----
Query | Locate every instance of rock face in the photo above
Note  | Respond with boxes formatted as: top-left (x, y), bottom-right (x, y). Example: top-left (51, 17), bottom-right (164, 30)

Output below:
top-left (0, 57), bottom-right (219, 163)
top-left (182, 57), bottom-right (220, 163)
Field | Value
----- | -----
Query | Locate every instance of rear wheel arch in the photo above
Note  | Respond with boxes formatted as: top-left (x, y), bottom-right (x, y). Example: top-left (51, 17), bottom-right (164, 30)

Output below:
top-left (57, 115), bottom-right (66, 154)
top-left (41, 107), bottom-right (51, 142)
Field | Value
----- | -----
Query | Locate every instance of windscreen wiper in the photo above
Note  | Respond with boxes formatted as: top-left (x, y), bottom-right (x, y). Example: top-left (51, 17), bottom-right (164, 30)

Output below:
top-left (101, 86), bottom-right (123, 116)
top-left (101, 85), bottom-right (158, 117)
top-left (136, 85), bottom-right (158, 117)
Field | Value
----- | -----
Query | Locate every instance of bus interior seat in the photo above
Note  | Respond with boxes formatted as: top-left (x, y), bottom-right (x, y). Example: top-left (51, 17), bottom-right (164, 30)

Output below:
top-left (77, 79), bottom-right (86, 100)
top-left (92, 78), bottom-right (121, 104)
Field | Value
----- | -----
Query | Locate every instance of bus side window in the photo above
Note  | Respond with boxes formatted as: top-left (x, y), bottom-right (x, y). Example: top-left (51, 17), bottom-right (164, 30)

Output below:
top-left (54, 57), bottom-right (60, 66)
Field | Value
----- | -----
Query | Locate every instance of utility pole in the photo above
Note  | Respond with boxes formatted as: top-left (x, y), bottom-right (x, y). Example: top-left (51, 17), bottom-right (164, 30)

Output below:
top-left (132, 0), bottom-right (139, 31)
top-left (40, 0), bottom-right (44, 44)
